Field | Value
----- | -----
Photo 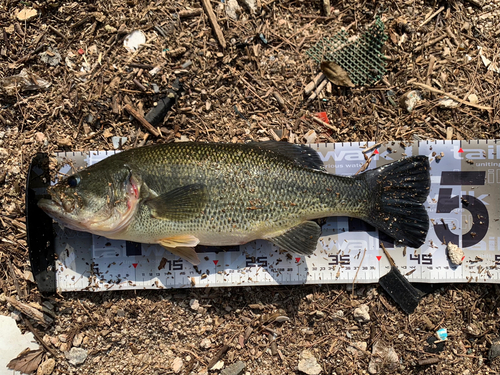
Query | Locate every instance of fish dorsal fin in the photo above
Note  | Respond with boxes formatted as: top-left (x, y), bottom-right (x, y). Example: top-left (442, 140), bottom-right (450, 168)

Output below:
top-left (250, 141), bottom-right (325, 171)
top-left (267, 221), bottom-right (321, 256)
top-left (145, 184), bottom-right (208, 220)
top-left (158, 243), bottom-right (201, 265)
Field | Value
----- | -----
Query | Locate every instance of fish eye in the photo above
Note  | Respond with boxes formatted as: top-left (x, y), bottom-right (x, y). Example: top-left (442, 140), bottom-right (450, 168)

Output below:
top-left (67, 175), bottom-right (80, 188)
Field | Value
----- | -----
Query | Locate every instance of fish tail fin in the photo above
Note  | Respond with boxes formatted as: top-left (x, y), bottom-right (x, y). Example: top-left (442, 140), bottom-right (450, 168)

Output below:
top-left (361, 156), bottom-right (430, 248)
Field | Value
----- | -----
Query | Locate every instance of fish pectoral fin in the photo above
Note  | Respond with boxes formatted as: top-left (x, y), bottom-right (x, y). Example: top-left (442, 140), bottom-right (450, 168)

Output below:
top-left (160, 245), bottom-right (201, 266)
top-left (145, 184), bottom-right (208, 220)
top-left (267, 221), bottom-right (321, 256)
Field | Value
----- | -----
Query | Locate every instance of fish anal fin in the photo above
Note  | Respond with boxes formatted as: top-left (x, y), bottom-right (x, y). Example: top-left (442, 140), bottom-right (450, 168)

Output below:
top-left (267, 221), bottom-right (321, 256)
top-left (146, 184), bottom-right (208, 220)
top-left (160, 246), bottom-right (200, 266)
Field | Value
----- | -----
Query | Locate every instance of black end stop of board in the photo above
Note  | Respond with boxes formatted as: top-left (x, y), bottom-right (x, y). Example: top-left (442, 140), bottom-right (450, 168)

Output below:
top-left (26, 153), bottom-right (56, 293)
top-left (379, 266), bottom-right (424, 314)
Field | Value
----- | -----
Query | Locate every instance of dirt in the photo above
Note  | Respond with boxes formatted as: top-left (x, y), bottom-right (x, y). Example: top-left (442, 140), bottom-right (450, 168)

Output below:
top-left (1, 0), bottom-right (500, 374)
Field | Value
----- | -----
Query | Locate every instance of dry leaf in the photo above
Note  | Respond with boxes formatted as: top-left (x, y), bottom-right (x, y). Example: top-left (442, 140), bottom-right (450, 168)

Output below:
top-left (7, 349), bottom-right (44, 374)
top-left (17, 8), bottom-right (38, 21)
top-left (320, 61), bottom-right (355, 87)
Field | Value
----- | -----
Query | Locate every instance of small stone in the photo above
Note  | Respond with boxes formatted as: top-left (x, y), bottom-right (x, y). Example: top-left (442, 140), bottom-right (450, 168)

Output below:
top-left (353, 304), bottom-right (370, 323)
top-left (0, 148), bottom-right (8, 159)
top-left (489, 337), bottom-right (500, 360)
top-left (298, 349), bottom-right (322, 375)
top-left (37, 358), bottom-right (55, 375)
top-left (346, 341), bottom-right (367, 356)
top-left (116, 309), bottom-right (126, 317)
top-left (368, 341), bottom-right (398, 374)
top-left (221, 361), bottom-right (246, 375)
top-left (332, 310), bottom-right (344, 319)
top-left (65, 347), bottom-right (88, 365)
top-left (211, 360), bottom-right (224, 370)
top-left (58, 334), bottom-right (68, 343)
top-left (447, 242), bottom-right (465, 265)
top-left (57, 137), bottom-right (73, 147)
top-left (72, 332), bottom-right (84, 347)
top-left (200, 338), bottom-right (212, 349)
top-left (35, 132), bottom-right (47, 144)
top-left (172, 357), bottom-right (183, 373)
top-left (399, 90), bottom-right (422, 112)
top-left (315, 311), bottom-right (325, 318)
top-left (190, 299), bottom-right (200, 311)
top-left (468, 93), bottom-right (479, 104)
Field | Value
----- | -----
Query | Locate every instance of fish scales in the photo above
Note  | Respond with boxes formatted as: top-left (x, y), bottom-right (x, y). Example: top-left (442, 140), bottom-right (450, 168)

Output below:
top-left (118, 143), bottom-right (366, 244)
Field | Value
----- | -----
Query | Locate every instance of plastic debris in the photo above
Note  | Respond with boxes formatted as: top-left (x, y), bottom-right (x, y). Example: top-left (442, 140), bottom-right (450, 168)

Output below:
top-left (399, 90), bottom-right (422, 112)
top-left (379, 266), bottom-right (423, 314)
top-left (478, 46), bottom-right (500, 73)
top-left (17, 8), bottom-right (37, 21)
top-left (124, 30), bottom-right (146, 52)
top-left (306, 18), bottom-right (387, 86)
top-left (1, 68), bottom-right (51, 95)
top-left (145, 78), bottom-right (182, 126)
top-left (425, 335), bottom-right (445, 353)
top-left (111, 136), bottom-right (128, 150)
top-left (447, 242), bottom-right (464, 265)
top-left (0, 315), bottom-right (39, 373)
top-left (436, 328), bottom-right (448, 341)
top-left (40, 47), bottom-right (62, 66)
top-left (438, 97), bottom-right (460, 108)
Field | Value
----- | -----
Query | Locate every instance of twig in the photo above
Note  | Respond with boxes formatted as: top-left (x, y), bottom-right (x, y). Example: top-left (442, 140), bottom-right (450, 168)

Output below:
top-left (310, 114), bottom-right (339, 132)
top-left (207, 344), bottom-right (229, 369)
top-left (352, 248), bottom-right (367, 294)
top-left (178, 9), bottom-right (203, 18)
top-left (304, 73), bottom-right (326, 96)
top-left (22, 317), bottom-right (60, 358)
top-left (410, 81), bottom-right (494, 111)
top-left (414, 34), bottom-right (446, 52)
top-left (124, 104), bottom-right (160, 137)
top-left (48, 25), bottom-right (68, 42)
top-left (361, 142), bottom-right (382, 154)
top-left (5, 296), bottom-right (53, 328)
top-left (380, 243), bottom-right (396, 267)
top-left (420, 6), bottom-right (445, 27)
top-left (200, 0), bottom-right (226, 49)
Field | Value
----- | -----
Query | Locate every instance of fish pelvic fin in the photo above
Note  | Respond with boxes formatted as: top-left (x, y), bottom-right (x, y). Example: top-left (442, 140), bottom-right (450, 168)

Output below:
top-left (267, 221), bottom-right (321, 256)
top-left (361, 155), bottom-right (431, 248)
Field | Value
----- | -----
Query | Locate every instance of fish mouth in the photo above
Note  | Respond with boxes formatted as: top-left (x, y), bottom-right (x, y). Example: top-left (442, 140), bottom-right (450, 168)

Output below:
top-left (37, 198), bottom-right (90, 232)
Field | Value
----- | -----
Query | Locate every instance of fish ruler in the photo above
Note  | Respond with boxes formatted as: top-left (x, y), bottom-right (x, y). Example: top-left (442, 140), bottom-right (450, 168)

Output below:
top-left (28, 140), bottom-right (500, 292)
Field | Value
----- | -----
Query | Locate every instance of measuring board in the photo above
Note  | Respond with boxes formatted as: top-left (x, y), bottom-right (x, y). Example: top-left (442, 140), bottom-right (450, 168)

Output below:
top-left (33, 140), bottom-right (500, 292)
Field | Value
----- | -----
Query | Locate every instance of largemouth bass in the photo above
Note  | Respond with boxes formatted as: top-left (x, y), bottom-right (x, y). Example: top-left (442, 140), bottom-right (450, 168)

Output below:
top-left (38, 142), bottom-right (431, 265)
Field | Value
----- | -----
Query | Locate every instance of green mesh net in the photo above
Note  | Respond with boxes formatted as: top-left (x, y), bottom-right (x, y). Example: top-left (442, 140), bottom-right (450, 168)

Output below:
top-left (306, 18), bottom-right (388, 86)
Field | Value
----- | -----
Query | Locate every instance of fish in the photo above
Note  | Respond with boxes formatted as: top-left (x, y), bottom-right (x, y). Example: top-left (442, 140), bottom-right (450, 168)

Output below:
top-left (38, 142), bottom-right (431, 265)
